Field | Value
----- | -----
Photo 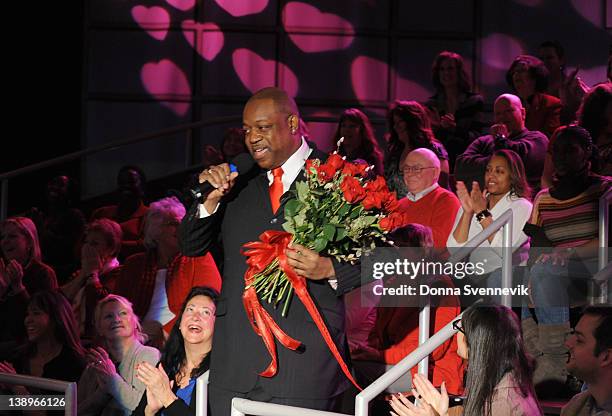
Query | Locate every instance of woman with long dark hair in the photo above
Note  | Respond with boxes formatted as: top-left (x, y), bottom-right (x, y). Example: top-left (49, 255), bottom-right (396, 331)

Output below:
top-left (390, 305), bottom-right (541, 416)
top-left (384, 100), bottom-right (450, 196)
top-left (132, 286), bottom-right (218, 415)
top-left (425, 51), bottom-right (485, 170)
top-left (333, 108), bottom-right (384, 176)
top-left (447, 149), bottom-right (532, 296)
top-left (0, 290), bottom-right (86, 391)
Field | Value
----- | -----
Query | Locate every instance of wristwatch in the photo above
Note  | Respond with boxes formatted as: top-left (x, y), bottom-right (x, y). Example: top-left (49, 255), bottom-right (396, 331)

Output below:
top-left (476, 209), bottom-right (492, 223)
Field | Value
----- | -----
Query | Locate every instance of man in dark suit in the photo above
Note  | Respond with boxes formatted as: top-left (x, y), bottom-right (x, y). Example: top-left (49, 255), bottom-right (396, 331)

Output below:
top-left (179, 87), bottom-right (361, 415)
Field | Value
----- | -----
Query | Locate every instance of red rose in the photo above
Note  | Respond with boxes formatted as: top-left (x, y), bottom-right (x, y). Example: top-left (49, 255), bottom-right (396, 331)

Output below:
top-left (379, 212), bottom-right (406, 231)
top-left (317, 162), bottom-right (337, 182)
top-left (364, 176), bottom-right (388, 192)
top-left (383, 192), bottom-right (400, 213)
top-left (326, 153), bottom-right (345, 170)
top-left (340, 175), bottom-right (366, 203)
top-left (342, 161), bottom-right (369, 177)
top-left (361, 191), bottom-right (385, 210)
top-left (305, 159), bottom-right (316, 174)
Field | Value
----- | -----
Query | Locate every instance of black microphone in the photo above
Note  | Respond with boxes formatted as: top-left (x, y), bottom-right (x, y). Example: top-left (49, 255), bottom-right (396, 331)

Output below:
top-left (189, 153), bottom-right (256, 200)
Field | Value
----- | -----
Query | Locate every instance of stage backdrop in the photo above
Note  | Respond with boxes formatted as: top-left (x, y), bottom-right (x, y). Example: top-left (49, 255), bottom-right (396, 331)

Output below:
top-left (83, 0), bottom-right (611, 198)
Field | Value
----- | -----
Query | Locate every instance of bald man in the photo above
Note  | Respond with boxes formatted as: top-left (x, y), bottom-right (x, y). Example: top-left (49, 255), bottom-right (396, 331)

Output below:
top-left (455, 93), bottom-right (548, 193)
top-left (398, 148), bottom-right (461, 248)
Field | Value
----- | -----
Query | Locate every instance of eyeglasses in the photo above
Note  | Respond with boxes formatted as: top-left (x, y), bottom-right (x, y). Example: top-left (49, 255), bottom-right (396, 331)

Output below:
top-left (402, 166), bottom-right (436, 175)
top-left (452, 319), bottom-right (464, 334)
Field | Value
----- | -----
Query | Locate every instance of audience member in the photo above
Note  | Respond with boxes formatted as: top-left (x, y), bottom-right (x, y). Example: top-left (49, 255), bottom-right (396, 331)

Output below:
top-left (455, 93), bottom-right (548, 194)
top-left (522, 125), bottom-right (609, 396)
top-left (561, 306), bottom-right (612, 416)
top-left (448, 150), bottom-right (532, 302)
top-left (26, 175), bottom-right (86, 283)
top-left (390, 305), bottom-right (541, 416)
top-left (384, 100), bottom-right (450, 196)
top-left (397, 148), bottom-right (460, 248)
top-left (333, 108), bottom-right (384, 176)
top-left (77, 294), bottom-right (160, 415)
top-left (91, 165), bottom-right (149, 260)
top-left (579, 83), bottom-right (612, 177)
top-left (221, 127), bottom-right (248, 161)
top-left (351, 224), bottom-right (464, 397)
top-left (506, 55), bottom-right (561, 137)
top-left (114, 197), bottom-right (221, 348)
top-left (133, 286), bottom-right (218, 416)
top-left (0, 290), bottom-right (86, 391)
top-left (61, 218), bottom-right (123, 340)
top-left (425, 51), bottom-right (486, 170)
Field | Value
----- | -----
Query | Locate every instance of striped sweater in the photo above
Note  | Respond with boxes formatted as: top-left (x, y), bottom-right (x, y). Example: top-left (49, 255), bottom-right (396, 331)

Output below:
top-left (531, 177), bottom-right (611, 248)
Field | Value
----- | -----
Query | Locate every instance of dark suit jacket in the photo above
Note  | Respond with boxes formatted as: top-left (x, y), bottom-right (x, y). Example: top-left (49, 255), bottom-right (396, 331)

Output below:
top-left (179, 147), bottom-right (360, 400)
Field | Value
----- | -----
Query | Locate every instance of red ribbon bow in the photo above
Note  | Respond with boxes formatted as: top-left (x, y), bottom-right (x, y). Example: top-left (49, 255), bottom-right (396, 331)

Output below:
top-left (242, 230), bottom-right (361, 390)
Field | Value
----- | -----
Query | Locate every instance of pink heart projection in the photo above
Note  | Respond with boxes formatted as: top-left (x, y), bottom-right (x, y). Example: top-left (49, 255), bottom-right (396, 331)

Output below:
top-left (165, 0), bottom-right (195, 12)
top-left (351, 56), bottom-right (431, 110)
top-left (282, 2), bottom-right (355, 53)
top-left (232, 48), bottom-right (299, 97)
top-left (214, 0), bottom-right (268, 17)
top-left (182, 20), bottom-right (224, 61)
top-left (141, 59), bottom-right (191, 117)
top-left (131, 6), bottom-right (170, 41)
top-left (480, 33), bottom-right (525, 86)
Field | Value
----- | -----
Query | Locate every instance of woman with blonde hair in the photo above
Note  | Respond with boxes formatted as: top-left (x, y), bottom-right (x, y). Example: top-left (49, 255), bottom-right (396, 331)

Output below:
top-left (78, 294), bottom-right (160, 415)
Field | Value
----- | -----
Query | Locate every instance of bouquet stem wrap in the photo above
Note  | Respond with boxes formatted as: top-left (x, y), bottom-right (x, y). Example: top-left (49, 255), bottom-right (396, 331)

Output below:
top-left (242, 230), bottom-right (361, 390)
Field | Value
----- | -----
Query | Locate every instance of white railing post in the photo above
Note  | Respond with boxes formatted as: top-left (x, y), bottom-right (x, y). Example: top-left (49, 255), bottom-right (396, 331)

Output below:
top-left (417, 300), bottom-right (430, 376)
top-left (195, 370), bottom-right (209, 416)
top-left (596, 188), bottom-right (612, 303)
top-left (230, 397), bottom-right (348, 416)
top-left (501, 215), bottom-right (513, 308)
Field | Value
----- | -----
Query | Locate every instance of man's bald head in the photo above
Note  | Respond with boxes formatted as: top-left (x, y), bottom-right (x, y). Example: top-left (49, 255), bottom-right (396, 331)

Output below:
top-left (248, 87), bottom-right (299, 118)
top-left (403, 148), bottom-right (440, 194)
top-left (493, 93), bottom-right (525, 135)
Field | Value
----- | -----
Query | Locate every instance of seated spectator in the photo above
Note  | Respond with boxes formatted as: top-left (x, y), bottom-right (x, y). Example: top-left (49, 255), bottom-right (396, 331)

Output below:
top-left (579, 83), bottom-right (612, 177)
top-left (0, 217), bottom-right (58, 352)
top-left (26, 174), bottom-right (86, 283)
top-left (77, 294), bottom-right (160, 415)
top-left (561, 307), bottom-right (611, 416)
top-left (455, 93), bottom-right (548, 194)
top-left (397, 148), bottom-right (460, 249)
top-left (133, 286), bottom-right (218, 415)
top-left (61, 218), bottom-right (123, 340)
top-left (221, 127), bottom-right (248, 161)
top-left (425, 51), bottom-right (486, 170)
top-left (91, 165), bottom-right (149, 260)
top-left (114, 197), bottom-right (221, 348)
top-left (333, 108), bottom-right (384, 176)
top-left (521, 125), bottom-right (609, 396)
top-left (384, 100), bottom-right (451, 197)
top-left (0, 290), bottom-right (86, 391)
top-left (390, 305), bottom-right (541, 416)
top-left (448, 149), bottom-right (532, 300)
top-left (506, 55), bottom-right (562, 137)
top-left (351, 224), bottom-right (464, 396)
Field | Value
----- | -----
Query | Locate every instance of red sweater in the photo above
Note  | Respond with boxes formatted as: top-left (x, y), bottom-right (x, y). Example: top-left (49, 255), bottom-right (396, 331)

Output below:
top-left (398, 186), bottom-right (461, 248)
top-left (369, 276), bottom-right (465, 395)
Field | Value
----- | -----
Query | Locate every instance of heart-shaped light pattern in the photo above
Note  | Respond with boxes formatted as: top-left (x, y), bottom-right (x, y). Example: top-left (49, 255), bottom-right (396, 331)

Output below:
top-left (282, 2), bottom-right (354, 53)
top-left (131, 6), bottom-right (170, 41)
top-left (214, 0), bottom-right (268, 17)
top-left (232, 48), bottom-right (299, 97)
top-left (351, 56), bottom-right (431, 111)
top-left (165, 0), bottom-right (195, 12)
top-left (182, 20), bottom-right (224, 61)
top-left (141, 59), bottom-right (191, 117)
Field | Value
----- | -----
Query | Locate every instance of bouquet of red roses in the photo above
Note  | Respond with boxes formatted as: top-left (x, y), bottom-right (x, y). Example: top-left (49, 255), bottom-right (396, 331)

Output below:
top-left (244, 148), bottom-right (409, 316)
top-left (240, 141), bottom-right (409, 385)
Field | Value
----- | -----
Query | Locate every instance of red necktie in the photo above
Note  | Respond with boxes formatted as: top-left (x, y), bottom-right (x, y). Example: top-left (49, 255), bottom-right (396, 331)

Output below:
top-left (269, 167), bottom-right (284, 214)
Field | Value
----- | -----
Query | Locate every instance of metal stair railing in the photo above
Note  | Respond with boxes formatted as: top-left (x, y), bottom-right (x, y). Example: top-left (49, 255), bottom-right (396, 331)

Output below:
top-left (0, 373), bottom-right (77, 415)
top-left (596, 187), bottom-right (612, 303)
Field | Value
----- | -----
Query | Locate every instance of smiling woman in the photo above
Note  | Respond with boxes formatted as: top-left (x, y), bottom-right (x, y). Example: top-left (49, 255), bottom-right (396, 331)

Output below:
top-left (77, 294), bottom-right (160, 415)
top-left (132, 286), bottom-right (219, 416)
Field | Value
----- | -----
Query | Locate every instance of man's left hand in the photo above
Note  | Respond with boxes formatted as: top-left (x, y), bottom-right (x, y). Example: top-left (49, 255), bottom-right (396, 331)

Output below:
top-left (285, 243), bottom-right (335, 281)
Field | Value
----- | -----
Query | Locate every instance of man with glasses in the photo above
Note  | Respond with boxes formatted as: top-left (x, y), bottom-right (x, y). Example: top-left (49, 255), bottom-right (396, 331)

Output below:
top-left (397, 148), bottom-right (460, 249)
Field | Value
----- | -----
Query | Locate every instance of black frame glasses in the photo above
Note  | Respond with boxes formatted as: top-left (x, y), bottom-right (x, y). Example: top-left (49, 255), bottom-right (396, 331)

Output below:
top-left (452, 319), bottom-right (464, 334)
